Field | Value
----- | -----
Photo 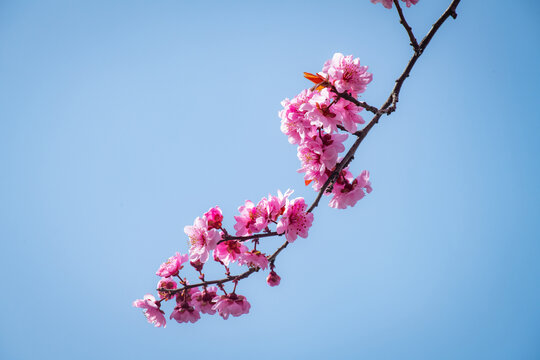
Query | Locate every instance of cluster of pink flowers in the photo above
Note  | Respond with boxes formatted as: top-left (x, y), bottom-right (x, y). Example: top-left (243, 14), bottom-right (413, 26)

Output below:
top-left (279, 53), bottom-right (373, 209)
top-left (371, 0), bottom-right (419, 9)
top-left (134, 193), bottom-right (314, 327)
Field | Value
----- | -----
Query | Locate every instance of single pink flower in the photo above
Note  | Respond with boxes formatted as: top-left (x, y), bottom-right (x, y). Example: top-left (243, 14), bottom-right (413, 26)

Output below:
top-left (133, 294), bottom-right (166, 328)
top-left (297, 133), bottom-right (347, 188)
top-left (191, 286), bottom-right (219, 315)
top-left (170, 288), bottom-right (200, 324)
top-left (190, 259), bottom-right (204, 272)
top-left (214, 240), bottom-right (248, 267)
top-left (204, 206), bottom-right (223, 230)
top-left (333, 98), bottom-right (365, 133)
top-left (255, 189), bottom-right (294, 225)
top-left (213, 293), bottom-right (251, 320)
top-left (300, 88), bottom-right (343, 134)
top-left (402, 0), bottom-right (419, 6)
top-left (266, 270), bottom-right (281, 287)
top-left (233, 200), bottom-right (267, 236)
top-left (371, 0), bottom-right (393, 8)
top-left (329, 169), bottom-right (373, 209)
top-left (170, 302), bottom-right (200, 324)
top-left (371, 0), bottom-right (419, 9)
top-left (321, 53), bottom-right (372, 95)
top-left (239, 250), bottom-right (269, 270)
top-left (279, 89), bottom-right (315, 145)
top-left (276, 197), bottom-right (314, 243)
top-left (156, 252), bottom-right (189, 278)
top-left (157, 278), bottom-right (177, 301)
top-left (185, 217), bottom-right (220, 263)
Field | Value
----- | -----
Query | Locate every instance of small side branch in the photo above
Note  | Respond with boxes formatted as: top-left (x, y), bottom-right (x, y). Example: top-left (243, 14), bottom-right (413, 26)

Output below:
top-left (393, 0), bottom-right (420, 52)
top-left (331, 87), bottom-right (379, 114)
top-left (218, 231), bottom-right (281, 244)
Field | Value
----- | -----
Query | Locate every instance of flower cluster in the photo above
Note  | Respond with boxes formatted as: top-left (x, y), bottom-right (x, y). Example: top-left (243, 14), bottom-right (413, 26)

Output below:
top-left (134, 0), bottom-right (434, 326)
top-left (279, 53), bottom-right (373, 209)
top-left (134, 192), bottom-right (314, 327)
top-left (371, 0), bottom-right (419, 9)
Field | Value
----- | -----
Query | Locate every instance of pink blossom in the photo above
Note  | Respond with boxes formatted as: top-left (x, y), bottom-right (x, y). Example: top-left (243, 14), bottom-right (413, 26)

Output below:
top-left (276, 197), bottom-right (314, 243)
top-left (371, 0), bottom-right (419, 9)
top-left (170, 302), bottom-right (200, 324)
top-left (267, 189), bottom-right (294, 222)
top-left (321, 53), bottom-right (372, 95)
top-left (266, 270), bottom-right (281, 287)
top-left (297, 133), bottom-right (347, 188)
top-left (190, 259), bottom-right (204, 272)
top-left (329, 169), bottom-right (373, 209)
top-left (332, 98), bottom-right (365, 133)
top-left (157, 278), bottom-right (177, 301)
top-left (185, 217), bottom-right (220, 263)
top-left (256, 189), bottom-right (294, 225)
top-left (279, 89), bottom-right (315, 145)
top-left (133, 294), bottom-right (166, 328)
top-left (204, 206), bottom-right (223, 230)
top-left (239, 250), bottom-right (269, 270)
top-left (191, 286), bottom-right (219, 315)
top-left (300, 88), bottom-right (342, 133)
top-left (213, 293), bottom-right (251, 320)
top-left (233, 200), bottom-right (267, 236)
top-left (156, 252), bottom-right (189, 278)
top-left (403, 0), bottom-right (419, 6)
top-left (214, 240), bottom-right (248, 267)
top-left (170, 288), bottom-right (200, 324)
top-left (299, 88), bottom-right (365, 133)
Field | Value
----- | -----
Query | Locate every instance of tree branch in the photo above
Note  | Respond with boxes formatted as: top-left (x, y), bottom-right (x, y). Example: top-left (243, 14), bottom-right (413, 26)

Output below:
top-left (218, 231), bottom-right (281, 244)
top-left (331, 87), bottom-right (379, 114)
top-left (157, 0), bottom-right (462, 297)
top-left (307, 0), bottom-right (462, 211)
top-left (393, 0), bottom-right (420, 52)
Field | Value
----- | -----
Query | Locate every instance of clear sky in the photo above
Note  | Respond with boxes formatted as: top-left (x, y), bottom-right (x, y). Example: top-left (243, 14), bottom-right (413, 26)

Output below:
top-left (1, 0), bottom-right (539, 359)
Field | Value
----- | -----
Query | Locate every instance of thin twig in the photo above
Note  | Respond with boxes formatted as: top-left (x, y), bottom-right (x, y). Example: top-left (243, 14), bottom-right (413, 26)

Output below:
top-left (393, 0), bottom-right (420, 52)
top-left (218, 231), bottom-right (281, 244)
top-left (330, 87), bottom-right (379, 114)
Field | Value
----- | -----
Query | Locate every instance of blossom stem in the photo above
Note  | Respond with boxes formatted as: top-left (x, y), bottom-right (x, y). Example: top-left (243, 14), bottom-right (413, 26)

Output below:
top-left (218, 231), bottom-right (281, 244)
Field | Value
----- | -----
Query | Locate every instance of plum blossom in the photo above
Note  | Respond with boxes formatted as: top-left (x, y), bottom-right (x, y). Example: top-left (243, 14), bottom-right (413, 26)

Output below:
top-left (133, 294), bottom-right (166, 328)
top-left (214, 240), bottom-right (248, 267)
top-left (329, 169), bottom-right (373, 209)
top-left (371, 0), bottom-right (419, 9)
top-left (332, 98), bottom-right (365, 133)
top-left (157, 278), bottom-right (177, 301)
top-left (213, 293), bottom-right (251, 320)
top-left (238, 250), bottom-right (269, 270)
top-left (321, 53), bottom-right (372, 95)
top-left (256, 189), bottom-right (293, 225)
top-left (191, 286), bottom-right (219, 315)
top-left (170, 288), bottom-right (200, 324)
top-left (300, 88), bottom-right (342, 134)
top-left (297, 133), bottom-right (347, 189)
top-left (190, 259), bottom-right (204, 272)
top-left (204, 206), bottom-right (223, 230)
top-left (266, 270), bottom-right (281, 287)
top-left (156, 252), bottom-right (188, 278)
top-left (184, 217), bottom-right (220, 263)
top-left (276, 197), bottom-right (314, 243)
top-left (279, 89), bottom-right (315, 145)
top-left (233, 200), bottom-right (267, 236)
top-left (170, 302), bottom-right (200, 324)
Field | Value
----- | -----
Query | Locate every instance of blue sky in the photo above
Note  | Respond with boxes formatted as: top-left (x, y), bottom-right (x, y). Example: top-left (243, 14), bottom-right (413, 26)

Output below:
top-left (1, 1), bottom-right (539, 359)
